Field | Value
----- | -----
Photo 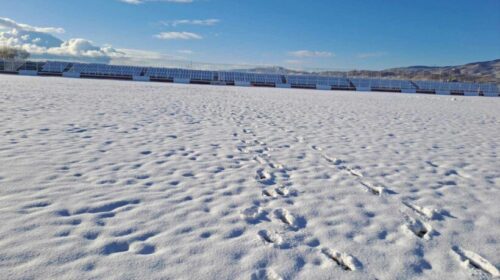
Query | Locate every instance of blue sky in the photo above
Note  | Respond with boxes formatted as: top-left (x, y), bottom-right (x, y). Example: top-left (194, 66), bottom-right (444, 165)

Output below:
top-left (1, 0), bottom-right (499, 69)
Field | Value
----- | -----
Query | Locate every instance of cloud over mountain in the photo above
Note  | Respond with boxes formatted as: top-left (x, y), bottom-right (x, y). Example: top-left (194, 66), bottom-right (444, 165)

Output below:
top-left (0, 17), bottom-right (123, 63)
top-left (288, 50), bottom-right (334, 58)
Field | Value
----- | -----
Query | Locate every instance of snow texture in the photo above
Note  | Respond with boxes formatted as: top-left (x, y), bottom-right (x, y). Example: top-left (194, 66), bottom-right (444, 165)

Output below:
top-left (0, 75), bottom-right (499, 279)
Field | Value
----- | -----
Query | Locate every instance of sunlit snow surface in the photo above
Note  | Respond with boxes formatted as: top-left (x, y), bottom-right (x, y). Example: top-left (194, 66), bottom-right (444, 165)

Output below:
top-left (0, 75), bottom-right (499, 279)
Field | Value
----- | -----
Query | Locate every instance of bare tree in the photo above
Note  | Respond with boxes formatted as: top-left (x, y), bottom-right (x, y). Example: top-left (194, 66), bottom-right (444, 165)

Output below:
top-left (0, 47), bottom-right (30, 60)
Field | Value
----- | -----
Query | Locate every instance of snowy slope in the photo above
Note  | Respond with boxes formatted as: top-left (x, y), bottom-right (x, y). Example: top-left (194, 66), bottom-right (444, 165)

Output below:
top-left (0, 75), bottom-right (499, 280)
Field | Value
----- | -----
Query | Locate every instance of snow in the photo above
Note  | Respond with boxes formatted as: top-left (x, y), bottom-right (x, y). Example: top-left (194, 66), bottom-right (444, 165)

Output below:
top-left (0, 75), bottom-right (499, 280)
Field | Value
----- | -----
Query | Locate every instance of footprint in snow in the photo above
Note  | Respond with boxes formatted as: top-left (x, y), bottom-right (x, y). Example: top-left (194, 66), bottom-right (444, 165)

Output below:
top-left (321, 248), bottom-right (362, 271)
top-left (322, 155), bottom-right (343, 165)
top-left (256, 168), bottom-right (275, 185)
top-left (273, 208), bottom-right (306, 230)
top-left (402, 215), bottom-right (436, 240)
top-left (251, 268), bottom-right (282, 280)
top-left (451, 246), bottom-right (499, 277)
top-left (360, 181), bottom-right (385, 196)
top-left (262, 186), bottom-right (297, 198)
top-left (403, 201), bottom-right (443, 220)
top-left (241, 206), bottom-right (268, 224)
top-left (311, 145), bottom-right (322, 151)
top-left (258, 230), bottom-right (283, 247)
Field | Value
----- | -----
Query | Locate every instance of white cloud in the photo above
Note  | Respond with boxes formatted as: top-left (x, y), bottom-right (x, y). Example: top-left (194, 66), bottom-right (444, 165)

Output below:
top-left (161, 19), bottom-right (220, 27)
top-left (0, 17), bottom-right (196, 65)
top-left (46, 39), bottom-right (123, 59)
top-left (154, 32), bottom-right (202, 40)
top-left (357, 52), bottom-right (387, 59)
top-left (0, 17), bottom-right (65, 34)
top-left (110, 48), bottom-right (187, 66)
top-left (0, 17), bottom-right (194, 65)
top-left (1, 28), bottom-right (63, 49)
top-left (288, 50), bottom-right (334, 58)
top-left (120, 0), bottom-right (193, 4)
top-left (0, 17), bottom-right (124, 63)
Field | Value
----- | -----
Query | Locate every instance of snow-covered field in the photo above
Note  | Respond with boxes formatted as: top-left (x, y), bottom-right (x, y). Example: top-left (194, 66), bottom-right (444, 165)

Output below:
top-left (0, 75), bottom-right (499, 280)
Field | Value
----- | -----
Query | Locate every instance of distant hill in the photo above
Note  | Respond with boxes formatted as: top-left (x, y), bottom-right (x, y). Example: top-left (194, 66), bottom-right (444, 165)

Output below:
top-left (244, 59), bottom-right (500, 84)
top-left (387, 59), bottom-right (500, 83)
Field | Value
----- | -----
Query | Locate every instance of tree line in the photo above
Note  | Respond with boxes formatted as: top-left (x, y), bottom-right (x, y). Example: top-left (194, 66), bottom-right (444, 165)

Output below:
top-left (0, 46), bottom-right (30, 60)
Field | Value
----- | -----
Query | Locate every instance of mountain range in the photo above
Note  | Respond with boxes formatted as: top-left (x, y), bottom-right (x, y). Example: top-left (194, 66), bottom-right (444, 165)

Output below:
top-left (247, 59), bottom-right (500, 84)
